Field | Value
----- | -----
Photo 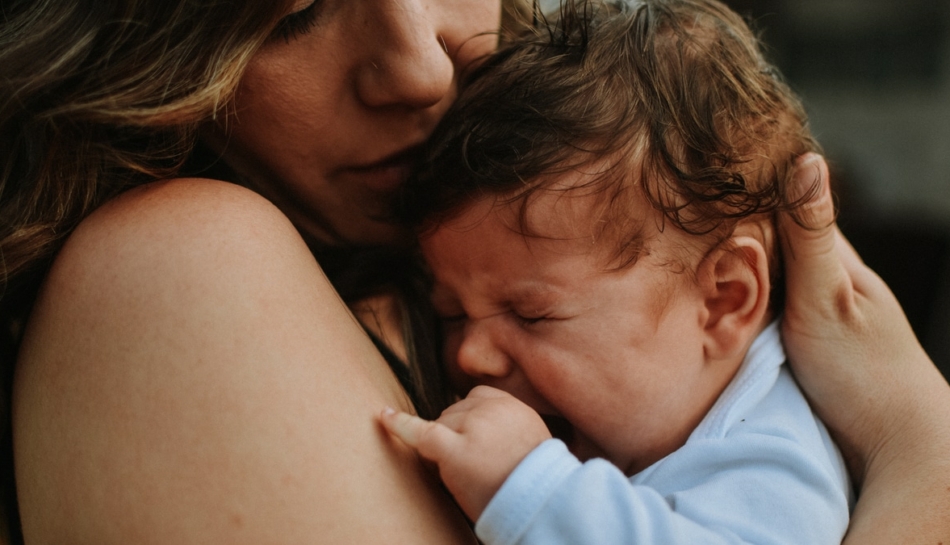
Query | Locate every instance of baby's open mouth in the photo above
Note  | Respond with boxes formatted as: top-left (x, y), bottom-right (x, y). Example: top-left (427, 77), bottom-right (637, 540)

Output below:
top-left (540, 414), bottom-right (575, 445)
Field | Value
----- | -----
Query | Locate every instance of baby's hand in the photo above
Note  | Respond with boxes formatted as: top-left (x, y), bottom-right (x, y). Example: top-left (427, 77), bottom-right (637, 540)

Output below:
top-left (379, 385), bottom-right (552, 521)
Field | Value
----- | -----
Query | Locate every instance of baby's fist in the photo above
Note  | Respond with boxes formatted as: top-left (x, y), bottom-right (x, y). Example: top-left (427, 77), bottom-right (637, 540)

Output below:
top-left (380, 385), bottom-right (552, 520)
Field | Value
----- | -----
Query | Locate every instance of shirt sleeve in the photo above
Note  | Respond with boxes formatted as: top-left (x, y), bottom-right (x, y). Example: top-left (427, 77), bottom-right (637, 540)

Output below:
top-left (475, 437), bottom-right (849, 545)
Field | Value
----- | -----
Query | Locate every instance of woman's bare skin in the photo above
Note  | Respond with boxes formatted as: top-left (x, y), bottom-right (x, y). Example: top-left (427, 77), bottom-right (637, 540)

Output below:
top-left (13, 179), bottom-right (476, 544)
top-left (7, 0), bottom-right (950, 536)
top-left (780, 154), bottom-right (950, 544)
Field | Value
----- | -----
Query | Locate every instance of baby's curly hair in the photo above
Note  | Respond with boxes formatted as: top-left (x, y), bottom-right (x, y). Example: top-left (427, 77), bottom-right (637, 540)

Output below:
top-left (404, 0), bottom-right (820, 270)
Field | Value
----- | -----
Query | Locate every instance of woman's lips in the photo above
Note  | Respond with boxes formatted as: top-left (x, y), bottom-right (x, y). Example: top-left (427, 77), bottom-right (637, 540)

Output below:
top-left (341, 147), bottom-right (421, 192)
top-left (343, 161), bottom-right (413, 192)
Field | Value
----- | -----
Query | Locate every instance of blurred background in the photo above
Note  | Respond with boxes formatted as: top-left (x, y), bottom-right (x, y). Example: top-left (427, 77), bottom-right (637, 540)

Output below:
top-left (723, 0), bottom-right (950, 380)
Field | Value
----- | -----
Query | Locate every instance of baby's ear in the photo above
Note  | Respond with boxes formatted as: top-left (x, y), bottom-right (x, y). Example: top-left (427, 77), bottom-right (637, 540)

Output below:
top-left (697, 228), bottom-right (771, 361)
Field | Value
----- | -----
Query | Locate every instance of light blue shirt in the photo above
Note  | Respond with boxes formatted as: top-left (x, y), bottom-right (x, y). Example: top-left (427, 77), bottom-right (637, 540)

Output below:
top-left (476, 321), bottom-right (852, 545)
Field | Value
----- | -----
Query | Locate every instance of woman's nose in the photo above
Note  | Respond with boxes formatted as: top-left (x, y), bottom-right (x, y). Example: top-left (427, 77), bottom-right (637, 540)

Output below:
top-left (452, 320), bottom-right (513, 381)
top-left (356, 1), bottom-right (455, 109)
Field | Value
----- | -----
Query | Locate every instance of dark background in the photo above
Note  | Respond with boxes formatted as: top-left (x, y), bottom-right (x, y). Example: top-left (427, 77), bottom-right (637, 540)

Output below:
top-left (724, 0), bottom-right (950, 380)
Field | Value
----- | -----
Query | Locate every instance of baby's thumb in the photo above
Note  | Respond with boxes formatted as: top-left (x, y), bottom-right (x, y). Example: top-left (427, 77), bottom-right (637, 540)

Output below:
top-left (379, 407), bottom-right (455, 463)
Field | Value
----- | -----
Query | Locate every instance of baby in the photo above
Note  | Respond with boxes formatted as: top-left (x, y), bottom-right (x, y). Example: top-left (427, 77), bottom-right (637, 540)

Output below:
top-left (381, 0), bottom-right (852, 543)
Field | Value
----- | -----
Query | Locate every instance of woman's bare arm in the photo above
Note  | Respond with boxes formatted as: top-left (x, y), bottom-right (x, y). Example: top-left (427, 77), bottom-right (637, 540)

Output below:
top-left (13, 179), bottom-right (475, 544)
top-left (780, 154), bottom-right (950, 544)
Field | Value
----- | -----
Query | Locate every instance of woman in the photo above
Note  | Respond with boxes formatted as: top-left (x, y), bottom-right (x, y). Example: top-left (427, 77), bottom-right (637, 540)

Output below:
top-left (1, 0), bottom-right (947, 543)
top-left (779, 154), bottom-right (950, 544)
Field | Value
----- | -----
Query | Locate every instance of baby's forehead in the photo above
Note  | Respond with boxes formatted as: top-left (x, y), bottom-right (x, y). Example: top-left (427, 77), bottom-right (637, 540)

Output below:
top-left (518, 180), bottom-right (621, 240)
top-left (434, 168), bottom-right (660, 266)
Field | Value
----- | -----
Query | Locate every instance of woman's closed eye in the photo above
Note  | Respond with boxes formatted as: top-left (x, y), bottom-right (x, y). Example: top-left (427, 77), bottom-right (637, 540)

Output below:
top-left (272, 0), bottom-right (325, 42)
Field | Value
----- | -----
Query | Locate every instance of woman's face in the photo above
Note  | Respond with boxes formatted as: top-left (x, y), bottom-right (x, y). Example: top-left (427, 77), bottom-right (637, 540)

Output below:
top-left (210, 0), bottom-right (502, 245)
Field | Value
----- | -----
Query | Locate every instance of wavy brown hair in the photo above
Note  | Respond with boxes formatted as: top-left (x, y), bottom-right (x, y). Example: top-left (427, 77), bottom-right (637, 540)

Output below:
top-left (0, 0), bottom-right (294, 540)
top-left (0, 1), bottom-right (539, 540)
top-left (406, 0), bottom-right (820, 270)
top-left (0, 0), bottom-right (293, 300)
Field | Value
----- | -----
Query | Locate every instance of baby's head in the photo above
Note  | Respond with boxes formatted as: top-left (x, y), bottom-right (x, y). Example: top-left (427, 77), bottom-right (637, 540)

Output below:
top-left (403, 0), bottom-right (819, 473)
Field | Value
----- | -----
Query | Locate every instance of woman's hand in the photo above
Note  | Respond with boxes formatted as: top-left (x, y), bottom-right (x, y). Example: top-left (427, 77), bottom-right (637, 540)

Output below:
top-left (780, 153), bottom-right (950, 543)
top-left (380, 385), bottom-right (552, 522)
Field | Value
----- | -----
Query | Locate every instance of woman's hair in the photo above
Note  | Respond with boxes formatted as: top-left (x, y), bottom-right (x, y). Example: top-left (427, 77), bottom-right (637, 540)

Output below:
top-left (405, 0), bottom-right (821, 269)
top-left (0, 1), bottom-right (540, 540)
top-left (0, 0), bottom-right (294, 540)
top-left (0, 0), bottom-right (293, 299)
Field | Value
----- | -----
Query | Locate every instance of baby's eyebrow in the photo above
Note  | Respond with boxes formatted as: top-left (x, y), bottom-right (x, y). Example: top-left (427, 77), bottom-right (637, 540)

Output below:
top-left (503, 282), bottom-right (560, 308)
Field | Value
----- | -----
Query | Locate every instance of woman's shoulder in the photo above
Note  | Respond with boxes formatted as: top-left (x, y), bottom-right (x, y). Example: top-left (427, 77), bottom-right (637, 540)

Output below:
top-left (77, 177), bottom-right (295, 246)
top-left (13, 178), bottom-right (476, 542)
top-left (54, 177), bottom-right (305, 289)
top-left (28, 176), bottom-right (319, 357)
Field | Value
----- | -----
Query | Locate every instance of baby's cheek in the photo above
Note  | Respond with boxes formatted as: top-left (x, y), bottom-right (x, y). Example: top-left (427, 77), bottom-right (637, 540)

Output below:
top-left (492, 377), bottom-right (558, 418)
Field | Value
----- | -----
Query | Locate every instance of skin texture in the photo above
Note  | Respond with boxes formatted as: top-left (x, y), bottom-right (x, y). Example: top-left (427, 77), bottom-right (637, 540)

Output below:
top-left (10, 0), bottom-right (950, 535)
top-left (381, 175), bottom-right (775, 521)
top-left (382, 387), bottom-right (550, 520)
top-left (13, 180), bottom-right (478, 544)
top-left (384, 154), bottom-right (950, 539)
top-left (13, 0), bottom-right (500, 542)
top-left (779, 154), bottom-right (950, 545)
top-left (206, 0), bottom-right (501, 245)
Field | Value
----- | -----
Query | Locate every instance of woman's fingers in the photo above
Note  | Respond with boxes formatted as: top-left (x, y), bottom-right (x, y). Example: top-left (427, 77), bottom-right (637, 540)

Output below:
top-left (779, 153), bottom-right (851, 312)
top-left (773, 152), bottom-right (950, 543)
top-left (779, 155), bottom-right (889, 306)
top-left (778, 154), bottom-right (869, 475)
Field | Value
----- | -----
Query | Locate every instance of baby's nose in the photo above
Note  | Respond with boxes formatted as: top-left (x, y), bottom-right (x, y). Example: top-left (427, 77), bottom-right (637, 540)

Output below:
top-left (453, 321), bottom-right (513, 380)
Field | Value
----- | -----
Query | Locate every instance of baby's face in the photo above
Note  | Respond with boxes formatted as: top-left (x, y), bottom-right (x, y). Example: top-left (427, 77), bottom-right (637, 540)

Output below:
top-left (421, 182), bottom-right (732, 474)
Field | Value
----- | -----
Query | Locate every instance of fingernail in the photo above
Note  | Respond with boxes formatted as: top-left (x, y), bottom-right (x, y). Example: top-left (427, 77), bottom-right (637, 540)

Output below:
top-left (797, 152), bottom-right (821, 167)
top-left (790, 153), bottom-right (823, 204)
